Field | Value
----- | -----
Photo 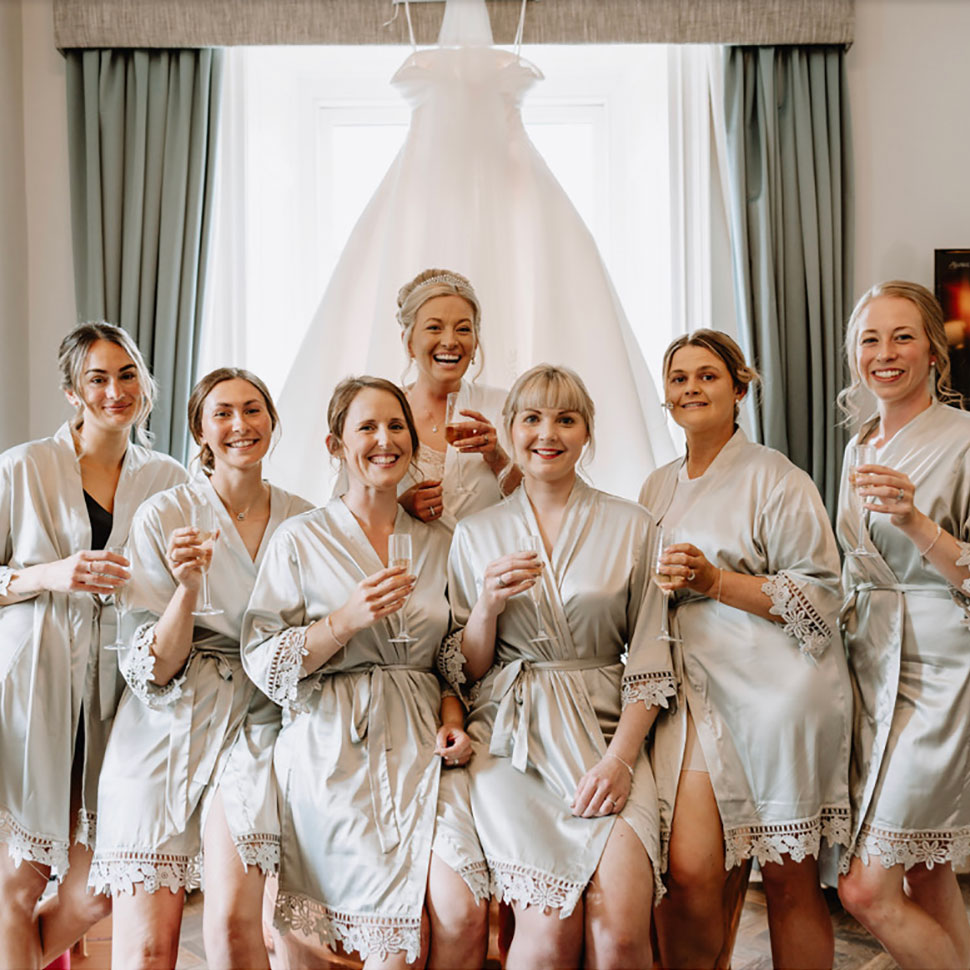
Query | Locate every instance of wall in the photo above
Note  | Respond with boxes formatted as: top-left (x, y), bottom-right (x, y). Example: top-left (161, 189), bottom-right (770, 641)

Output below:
top-left (0, 1), bottom-right (30, 450)
top-left (847, 0), bottom-right (970, 296)
top-left (2, 0), bottom-right (969, 448)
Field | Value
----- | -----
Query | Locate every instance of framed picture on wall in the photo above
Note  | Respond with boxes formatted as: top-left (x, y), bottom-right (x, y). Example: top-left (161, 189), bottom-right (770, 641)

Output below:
top-left (934, 248), bottom-right (970, 405)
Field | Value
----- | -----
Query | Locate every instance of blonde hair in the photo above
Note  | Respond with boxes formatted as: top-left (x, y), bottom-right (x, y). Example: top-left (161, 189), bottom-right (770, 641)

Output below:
top-left (503, 364), bottom-right (595, 459)
top-left (838, 280), bottom-right (960, 424)
top-left (396, 268), bottom-right (483, 379)
top-left (58, 322), bottom-right (156, 446)
top-left (187, 368), bottom-right (280, 476)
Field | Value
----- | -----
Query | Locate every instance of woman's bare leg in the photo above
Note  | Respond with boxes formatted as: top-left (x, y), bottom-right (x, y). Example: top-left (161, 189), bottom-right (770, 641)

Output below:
top-left (426, 852), bottom-right (488, 969)
top-left (760, 855), bottom-right (833, 969)
top-left (111, 884), bottom-right (185, 970)
top-left (654, 771), bottom-right (730, 969)
top-left (0, 847), bottom-right (50, 970)
top-left (505, 898), bottom-right (584, 969)
top-left (839, 855), bottom-right (965, 970)
top-left (904, 863), bottom-right (970, 967)
top-left (584, 817), bottom-right (654, 969)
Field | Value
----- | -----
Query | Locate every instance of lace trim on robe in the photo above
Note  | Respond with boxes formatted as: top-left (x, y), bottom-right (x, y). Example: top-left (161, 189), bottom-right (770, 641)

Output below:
top-left (620, 671), bottom-right (677, 712)
top-left (0, 565), bottom-right (12, 597)
top-left (845, 823), bottom-right (970, 873)
top-left (436, 630), bottom-right (467, 696)
top-left (722, 806), bottom-right (851, 869)
top-left (275, 890), bottom-right (421, 964)
top-left (955, 541), bottom-right (970, 599)
top-left (488, 858), bottom-right (587, 919)
top-left (0, 808), bottom-right (70, 879)
top-left (88, 850), bottom-right (203, 896)
top-left (233, 832), bottom-right (280, 874)
top-left (265, 625), bottom-right (311, 713)
top-left (761, 571), bottom-right (831, 661)
top-left (456, 860), bottom-right (491, 904)
top-left (74, 809), bottom-right (96, 849)
top-left (122, 622), bottom-right (186, 708)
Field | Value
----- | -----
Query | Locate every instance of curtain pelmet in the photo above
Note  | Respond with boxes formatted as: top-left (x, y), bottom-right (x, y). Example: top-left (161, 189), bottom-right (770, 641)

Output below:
top-left (66, 48), bottom-right (223, 460)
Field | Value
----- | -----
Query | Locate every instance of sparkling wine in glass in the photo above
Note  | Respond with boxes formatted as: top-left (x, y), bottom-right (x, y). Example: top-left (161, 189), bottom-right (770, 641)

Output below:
top-left (653, 526), bottom-right (681, 643)
top-left (848, 443), bottom-right (876, 557)
top-left (191, 503), bottom-right (223, 617)
top-left (388, 533), bottom-right (416, 646)
top-left (445, 392), bottom-right (469, 494)
top-left (104, 543), bottom-right (130, 650)
top-left (521, 535), bottom-right (552, 643)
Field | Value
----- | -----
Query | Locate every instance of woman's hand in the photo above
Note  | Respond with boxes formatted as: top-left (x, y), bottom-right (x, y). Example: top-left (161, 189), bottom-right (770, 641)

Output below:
top-left (658, 542), bottom-right (720, 597)
top-left (435, 724), bottom-right (473, 767)
top-left (479, 552), bottom-right (541, 617)
top-left (571, 753), bottom-right (633, 818)
top-left (855, 463), bottom-right (917, 527)
top-left (39, 550), bottom-right (130, 594)
top-left (399, 479), bottom-right (444, 523)
top-left (453, 409), bottom-right (501, 460)
top-left (330, 565), bottom-right (415, 641)
top-left (167, 526), bottom-right (215, 592)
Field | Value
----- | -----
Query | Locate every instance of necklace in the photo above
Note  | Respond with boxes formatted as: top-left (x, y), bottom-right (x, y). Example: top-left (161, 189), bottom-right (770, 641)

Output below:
top-left (222, 485), bottom-right (267, 521)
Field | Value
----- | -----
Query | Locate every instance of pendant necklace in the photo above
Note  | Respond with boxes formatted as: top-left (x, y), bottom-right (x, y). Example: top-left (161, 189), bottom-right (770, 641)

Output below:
top-left (223, 484), bottom-right (266, 521)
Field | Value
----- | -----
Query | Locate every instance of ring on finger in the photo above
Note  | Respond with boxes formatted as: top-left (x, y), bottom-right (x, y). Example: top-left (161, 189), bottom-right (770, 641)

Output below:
top-left (687, 569), bottom-right (696, 581)
top-left (897, 488), bottom-right (904, 502)
top-left (497, 573), bottom-right (507, 588)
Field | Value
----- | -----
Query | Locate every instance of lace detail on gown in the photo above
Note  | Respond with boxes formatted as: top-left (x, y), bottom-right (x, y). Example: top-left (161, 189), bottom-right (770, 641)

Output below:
top-left (275, 890), bottom-right (421, 964)
top-left (0, 808), bottom-right (70, 879)
top-left (88, 850), bottom-right (203, 895)
top-left (234, 832), bottom-right (280, 874)
top-left (621, 671), bottom-right (676, 711)
top-left (761, 571), bottom-right (831, 660)
top-left (416, 444), bottom-right (447, 483)
top-left (122, 622), bottom-right (186, 708)
top-left (848, 823), bottom-right (970, 873)
top-left (0, 565), bottom-right (12, 596)
top-left (266, 625), bottom-right (310, 712)
top-left (436, 630), bottom-right (467, 694)
top-left (723, 806), bottom-right (851, 868)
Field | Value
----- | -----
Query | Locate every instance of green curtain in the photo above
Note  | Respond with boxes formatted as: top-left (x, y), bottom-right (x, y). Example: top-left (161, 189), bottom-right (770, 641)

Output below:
top-left (722, 45), bottom-right (852, 517)
top-left (66, 48), bottom-right (223, 460)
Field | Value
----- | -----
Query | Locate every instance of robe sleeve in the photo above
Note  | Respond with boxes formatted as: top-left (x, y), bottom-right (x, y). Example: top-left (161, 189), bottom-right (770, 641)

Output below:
top-left (621, 517), bottom-right (677, 711)
top-left (438, 522), bottom-right (483, 700)
top-left (118, 502), bottom-right (189, 708)
top-left (242, 527), bottom-right (316, 713)
top-left (757, 468), bottom-right (842, 662)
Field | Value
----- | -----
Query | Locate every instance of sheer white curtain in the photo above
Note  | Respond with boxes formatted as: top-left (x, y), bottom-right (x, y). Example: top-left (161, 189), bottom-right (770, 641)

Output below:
top-left (199, 42), bottom-right (723, 499)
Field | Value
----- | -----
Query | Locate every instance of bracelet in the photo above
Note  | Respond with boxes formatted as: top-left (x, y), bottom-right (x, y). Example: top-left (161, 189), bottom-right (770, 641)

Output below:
top-left (607, 751), bottom-right (635, 779)
top-left (326, 613), bottom-right (348, 649)
top-left (714, 567), bottom-right (723, 604)
top-left (918, 523), bottom-right (943, 558)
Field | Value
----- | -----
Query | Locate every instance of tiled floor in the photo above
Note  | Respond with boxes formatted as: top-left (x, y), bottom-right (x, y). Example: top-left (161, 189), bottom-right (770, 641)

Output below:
top-left (69, 878), bottom-right (970, 969)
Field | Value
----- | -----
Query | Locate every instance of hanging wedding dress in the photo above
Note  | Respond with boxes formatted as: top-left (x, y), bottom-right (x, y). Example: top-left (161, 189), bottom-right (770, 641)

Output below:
top-left (270, 0), bottom-right (673, 502)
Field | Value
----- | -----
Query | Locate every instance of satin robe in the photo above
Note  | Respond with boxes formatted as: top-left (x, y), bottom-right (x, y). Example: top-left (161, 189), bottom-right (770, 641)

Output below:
top-left (89, 479), bottom-right (311, 894)
top-left (839, 401), bottom-right (970, 870)
top-left (639, 431), bottom-right (852, 870)
top-left (242, 501), bottom-right (467, 964)
top-left (447, 480), bottom-right (676, 915)
top-left (0, 424), bottom-right (186, 878)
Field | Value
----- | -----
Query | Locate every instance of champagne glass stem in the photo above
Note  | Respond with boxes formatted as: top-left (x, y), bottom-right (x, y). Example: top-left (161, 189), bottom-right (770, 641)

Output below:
top-left (201, 572), bottom-right (213, 612)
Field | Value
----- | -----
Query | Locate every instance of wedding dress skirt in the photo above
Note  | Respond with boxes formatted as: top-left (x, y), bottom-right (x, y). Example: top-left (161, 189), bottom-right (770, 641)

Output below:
top-left (270, 43), bottom-right (673, 503)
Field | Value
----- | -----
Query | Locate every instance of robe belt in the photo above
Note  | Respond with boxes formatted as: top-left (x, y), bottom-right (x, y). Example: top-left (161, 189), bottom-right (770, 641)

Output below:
top-left (165, 647), bottom-right (237, 836)
top-left (489, 656), bottom-right (615, 774)
top-left (839, 582), bottom-right (951, 628)
top-left (336, 662), bottom-right (434, 855)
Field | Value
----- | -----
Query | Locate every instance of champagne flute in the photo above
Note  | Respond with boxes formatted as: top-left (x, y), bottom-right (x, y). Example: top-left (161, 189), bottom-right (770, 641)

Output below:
top-left (521, 535), bottom-right (552, 643)
top-left (191, 503), bottom-right (223, 617)
top-left (445, 392), bottom-right (469, 494)
top-left (653, 526), bottom-right (681, 643)
top-left (388, 533), bottom-right (416, 646)
top-left (848, 443), bottom-right (876, 557)
top-left (104, 543), bottom-right (130, 650)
